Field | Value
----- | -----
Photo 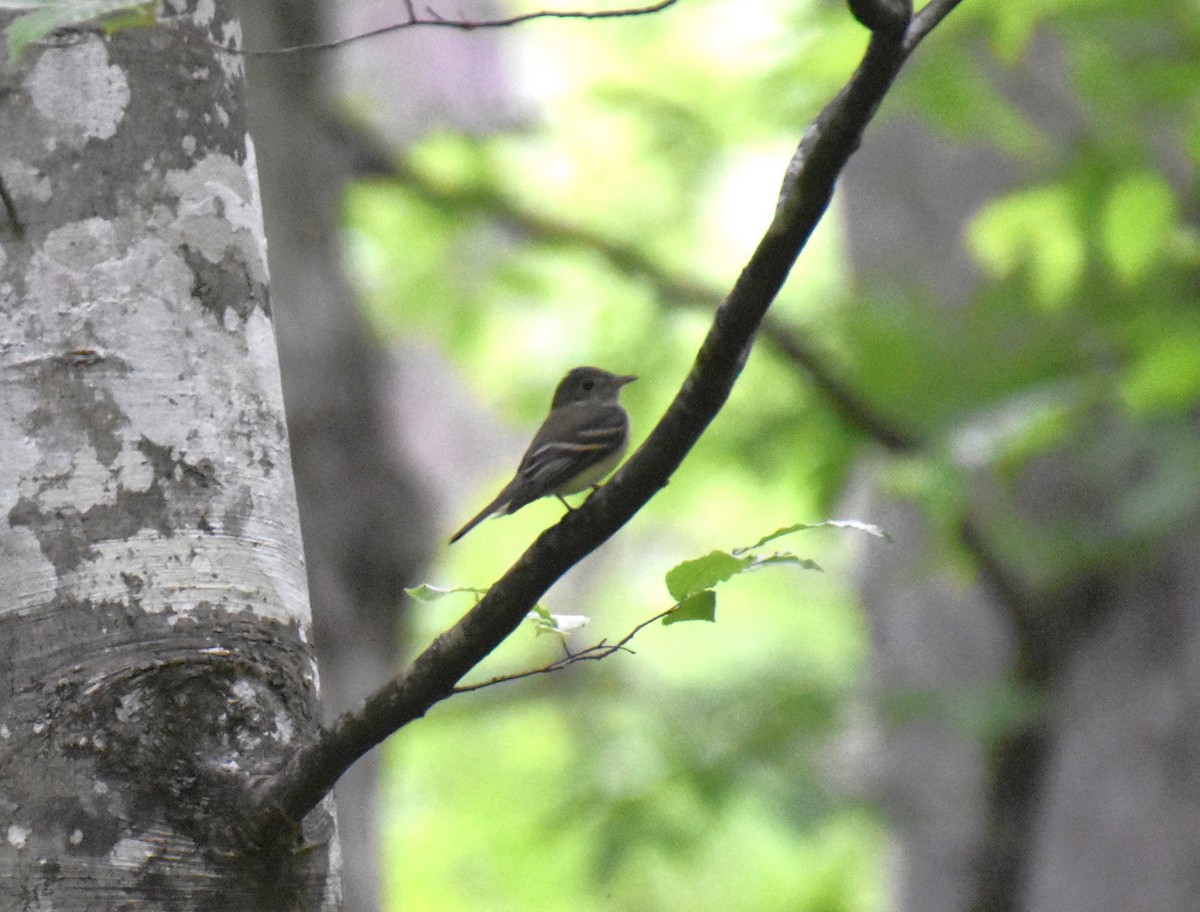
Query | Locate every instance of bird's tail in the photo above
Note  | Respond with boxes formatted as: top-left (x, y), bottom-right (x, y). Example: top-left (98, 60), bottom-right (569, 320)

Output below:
top-left (448, 485), bottom-right (514, 544)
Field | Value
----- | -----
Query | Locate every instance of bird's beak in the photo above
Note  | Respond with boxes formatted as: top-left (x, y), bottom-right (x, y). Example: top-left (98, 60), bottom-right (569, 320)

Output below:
top-left (617, 374), bottom-right (637, 386)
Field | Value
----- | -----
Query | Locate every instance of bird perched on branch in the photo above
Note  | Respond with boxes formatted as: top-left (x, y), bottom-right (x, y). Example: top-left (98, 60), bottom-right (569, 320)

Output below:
top-left (449, 366), bottom-right (636, 543)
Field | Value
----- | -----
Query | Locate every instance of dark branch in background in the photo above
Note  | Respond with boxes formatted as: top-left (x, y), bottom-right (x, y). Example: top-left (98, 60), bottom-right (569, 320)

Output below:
top-left (331, 114), bottom-right (918, 452)
top-left (960, 505), bottom-right (1120, 912)
top-left (229, 0), bottom-right (682, 56)
top-left (249, 0), bottom-right (964, 834)
top-left (377, 152), bottom-right (921, 452)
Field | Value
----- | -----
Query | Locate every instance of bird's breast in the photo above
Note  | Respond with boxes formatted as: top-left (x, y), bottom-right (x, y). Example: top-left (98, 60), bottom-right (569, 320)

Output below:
top-left (554, 440), bottom-right (628, 495)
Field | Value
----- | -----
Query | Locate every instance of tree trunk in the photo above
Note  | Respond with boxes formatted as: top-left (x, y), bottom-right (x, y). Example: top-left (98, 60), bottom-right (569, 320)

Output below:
top-left (0, 3), bottom-right (338, 907)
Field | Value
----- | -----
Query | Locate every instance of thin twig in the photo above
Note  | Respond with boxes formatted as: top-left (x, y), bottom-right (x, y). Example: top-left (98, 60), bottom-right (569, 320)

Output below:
top-left (452, 609), bottom-right (674, 693)
top-left (906, 0), bottom-right (965, 51)
top-left (228, 0), bottom-right (682, 57)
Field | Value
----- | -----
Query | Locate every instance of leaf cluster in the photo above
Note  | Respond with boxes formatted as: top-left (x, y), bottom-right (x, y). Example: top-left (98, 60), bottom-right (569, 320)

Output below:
top-left (2, 0), bottom-right (156, 57)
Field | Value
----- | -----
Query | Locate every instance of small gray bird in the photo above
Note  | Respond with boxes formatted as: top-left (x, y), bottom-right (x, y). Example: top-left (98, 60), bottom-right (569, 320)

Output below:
top-left (449, 366), bottom-right (636, 543)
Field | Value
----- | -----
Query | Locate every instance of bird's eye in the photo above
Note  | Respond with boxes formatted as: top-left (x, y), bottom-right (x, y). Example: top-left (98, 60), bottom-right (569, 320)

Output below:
top-left (582, 380), bottom-right (595, 391)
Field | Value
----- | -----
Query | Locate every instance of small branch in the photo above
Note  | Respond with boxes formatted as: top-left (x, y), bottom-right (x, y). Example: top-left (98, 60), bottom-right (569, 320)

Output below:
top-left (229, 0), bottom-right (683, 57)
top-left (906, 0), bottom-right (965, 51)
top-left (758, 321), bottom-right (919, 452)
top-left (452, 609), bottom-right (673, 693)
top-left (249, 0), bottom-right (964, 833)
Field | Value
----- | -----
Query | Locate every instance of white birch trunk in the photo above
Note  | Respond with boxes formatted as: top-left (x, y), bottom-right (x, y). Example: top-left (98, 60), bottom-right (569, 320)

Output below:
top-left (0, 2), bottom-right (339, 907)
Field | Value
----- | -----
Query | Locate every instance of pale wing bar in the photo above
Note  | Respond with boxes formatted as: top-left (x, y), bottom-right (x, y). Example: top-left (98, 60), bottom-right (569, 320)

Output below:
top-left (518, 412), bottom-right (626, 489)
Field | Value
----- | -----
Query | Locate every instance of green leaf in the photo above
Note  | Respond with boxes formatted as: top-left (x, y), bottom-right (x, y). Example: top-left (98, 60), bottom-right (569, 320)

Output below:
top-left (987, 1), bottom-right (1040, 64)
top-left (967, 184), bottom-right (1085, 310)
top-left (660, 522), bottom-right (880, 624)
top-left (1121, 330), bottom-right (1200, 413)
top-left (664, 550), bottom-right (751, 602)
top-left (1101, 170), bottom-right (1177, 285)
top-left (738, 519), bottom-right (890, 552)
top-left (97, 2), bottom-right (154, 34)
top-left (528, 609), bottom-right (590, 636)
top-left (821, 518), bottom-right (891, 541)
top-left (4, 0), bottom-right (156, 58)
top-left (740, 525), bottom-right (805, 551)
top-left (549, 613), bottom-right (589, 632)
top-left (404, 583), bottom-right (485, 603)
top-left (748, 553), bottom-right (823, 572)
top-left (527, 605), bottom-right (556, 634)
top-left (663, 589), bottom-right (716, 625)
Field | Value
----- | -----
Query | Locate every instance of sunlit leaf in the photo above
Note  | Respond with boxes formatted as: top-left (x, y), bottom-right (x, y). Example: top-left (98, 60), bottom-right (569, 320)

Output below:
top-left (739, 519), bottom-right (890, 552)
top-left (4, 0), bottom-right (156, 57)
top-left (988, 1), bottom-right (1039, 63)
top-left (662, 589), bottom-right (717, 625)
top-left (97, 3), bottom-right (154, 34)
top-left (404, 583), bottom-right (485, 602)
top-left (820, 519), bottom-right (891, 540)
top-left (664, 550), bottom-right (751, 601)
top-left (907, 51), bottom-right (1045, 156)
top-left (548, 613), bottom-right (589, 632)
top-left (748, 553), bottom-right (823, 572)
top-left (1121, 330), bottom-right (1200, 413)
top-left (527, 604), bottom-right (557, 635)
top-left (1101, 170), bottom-right (1177, 285)
top-left (966, 184), bottom-right (1085, 310)
top-left (528, 610), bottom-right (590, 636)
top-left (948, 382), bottom-right (1087, 469)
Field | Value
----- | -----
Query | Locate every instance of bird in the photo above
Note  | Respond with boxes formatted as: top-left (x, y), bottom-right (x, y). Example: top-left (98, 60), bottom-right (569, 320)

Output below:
top-left (449, 366), bottom-right (636, 543)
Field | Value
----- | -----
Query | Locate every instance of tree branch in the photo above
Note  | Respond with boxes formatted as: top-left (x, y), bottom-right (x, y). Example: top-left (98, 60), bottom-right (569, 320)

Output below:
top-left (250, 0), bottom-right (964, 833)
top-left (378, 151), bottom-right (919, 452)
top-left (330, 98), bottom-right (921, 449)
top-left (230, 0), bottom-right (683, 56)
top-left (906, 0), bottom-right (965, 50)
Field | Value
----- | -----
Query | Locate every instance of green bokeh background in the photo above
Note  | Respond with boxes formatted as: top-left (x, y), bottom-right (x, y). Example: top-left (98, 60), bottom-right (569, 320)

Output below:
top-left (340, 0), bottom-right (1200, 908)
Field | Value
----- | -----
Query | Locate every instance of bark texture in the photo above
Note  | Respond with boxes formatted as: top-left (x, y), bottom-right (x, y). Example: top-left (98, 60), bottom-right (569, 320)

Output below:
top-left (0, 2), bottom-right (337, 907)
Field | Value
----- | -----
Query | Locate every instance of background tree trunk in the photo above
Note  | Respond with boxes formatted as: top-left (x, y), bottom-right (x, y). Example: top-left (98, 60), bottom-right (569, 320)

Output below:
top-left (843, 34), bottom-right (1200, 912)
top-left (238, 3), bottom-right (435, 908)
top-left (0, 3), bottom-right (338, 907)
top-left (238, 2), bottom-right (518, 907)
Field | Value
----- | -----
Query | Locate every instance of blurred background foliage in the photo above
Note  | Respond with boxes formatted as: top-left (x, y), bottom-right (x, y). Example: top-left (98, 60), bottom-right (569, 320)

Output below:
top-left (335, 0), bottom-right (1200, 908)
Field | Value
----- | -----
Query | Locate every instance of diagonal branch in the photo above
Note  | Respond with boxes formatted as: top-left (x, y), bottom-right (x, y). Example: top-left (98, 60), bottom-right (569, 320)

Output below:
top-left (249, 0), bottom-right (965, 833)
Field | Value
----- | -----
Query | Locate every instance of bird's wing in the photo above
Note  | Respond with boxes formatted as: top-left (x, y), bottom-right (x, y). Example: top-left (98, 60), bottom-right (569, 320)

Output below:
top-left (449, 403), bottom-right (628, 542)
top-left (514, 404), bottom-right (628, 499)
